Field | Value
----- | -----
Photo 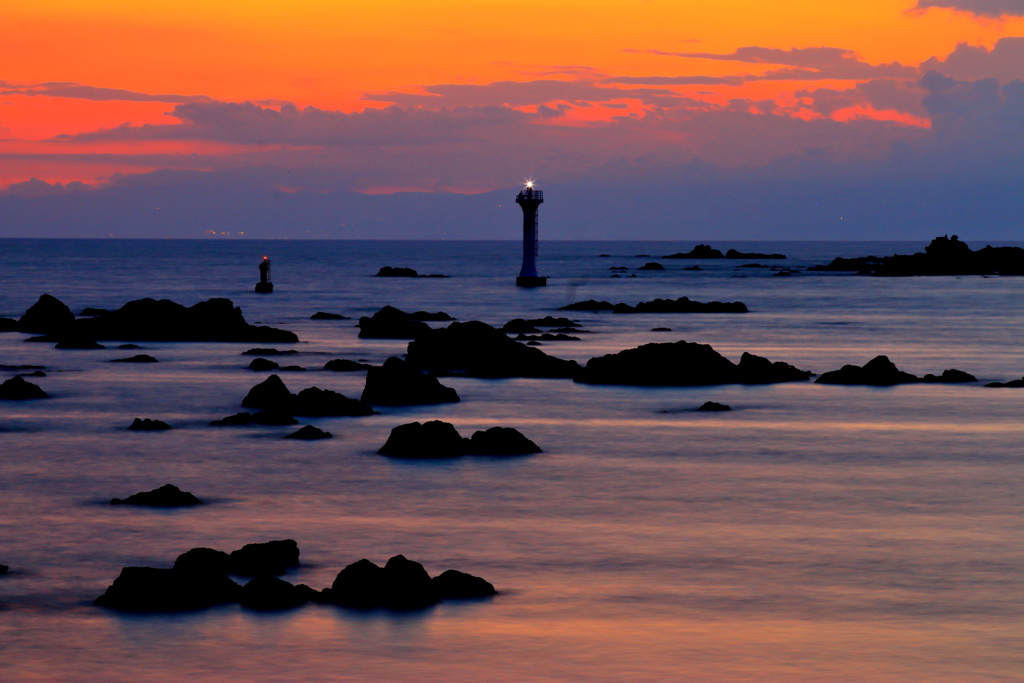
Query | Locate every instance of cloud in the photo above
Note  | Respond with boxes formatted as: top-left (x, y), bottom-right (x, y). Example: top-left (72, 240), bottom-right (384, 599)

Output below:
top-left (913, 0), bottom-right (1024, 17)
top-left (604, 75), bottom-right (745, 86)
top-left (797, 79), bottom-right (930, 117)
top-left (1, 177), bottom-right (91, 198)
top-left (920, 37), bottom-right (1024, 82)
top-left (630, 46), bottom-right (918, 81)
top-left (0, 81), bottom-right (215, 103)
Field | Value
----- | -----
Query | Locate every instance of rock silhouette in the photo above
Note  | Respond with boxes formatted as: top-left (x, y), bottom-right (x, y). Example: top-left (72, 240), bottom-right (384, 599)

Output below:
top-left (242, 348), bottom-right (298, 356)
top-left (311, 312), bottom-right (349, 320)
top-left (111, 484), bottom-right (201, 507)
top-left (33, 298), bottom-right (297, 343)
top-left (18, 294), bottom-right (75, 333)
top-left (725, 249), bottom-right (786, 259)
top-left (253, 410), bottom-right (299, 425)
top-left (922, 369), bottom-right (977, 383)
top-left (324, 359), bottom-right (374, 371)
top-left (808, 235), bottom-right (1024, 276)
top-left (242, 375), bottom-right (293, 409)
top-left (360, 357), bottom-right (460, 406)
top-left (816, 356), bottom-right (920, 386)
top-left (174, 548), bottom-right (230, 575)
top-left (284, 425), bottom-right (333, 440)
top-left (94, 566), bottom-right (241, 612)
top-left (240, 576), bottom-right (316, 610)
top-left (0, 375), bottom-right (49, 399)
top-left (228, 540), bottom-right (300, 577)
top-left (575, 342), bottom-right (811, 386)
top-left (210, 412), bottom-right (257, 426)
top-left (328, 555), bottom-right (440, 610)
top-left (248, 358), bottom-right (279, 371)
top-left (129, 418), bottom-right (172, 431)
top-left (638, 262), bottom-right (665, 271)
top-left (406, 321), bottom-right (580, 378)
top-left (698, 401), bottom-right (732, 411)
top-left (0, 564), bottom-right (8, 575)
top-left (502, 317), bottom-right (579, 333)
top-left (110, 354), bottom-right (158, 363)
top-left (80, 307), bottom-right (111, 316)
top-left (466, 426), bottom-right (542, 455)
top-left (378, 421), bottom-right (540, 458)
top-left (559, 297), bottom-right (747, 313)
top-left (663, 245), bottom-right (724, 259)
top-left (241, 375), bottom-right (375, 416)
top-left (357, 305), bottom-right (432, 339)
top-left (432, 570), bottom-right (496, 599)
top-left (985, 377), bottom-right (1024, 388)
top-left (54, 338), bottom-right (105, 349)
top-left (515, 333), bottom-right (580, 342)
top-left (375, 267), bottom-right (448, 278)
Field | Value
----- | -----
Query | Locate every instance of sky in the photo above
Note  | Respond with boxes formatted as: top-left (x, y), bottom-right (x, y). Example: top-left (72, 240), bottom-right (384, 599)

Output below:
top-left (1, 0), bottom-right (1023, 239)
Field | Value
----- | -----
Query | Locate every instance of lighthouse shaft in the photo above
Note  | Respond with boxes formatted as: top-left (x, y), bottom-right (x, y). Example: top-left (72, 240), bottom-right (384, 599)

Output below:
top-left (515, 187), bottom-right (547, 287)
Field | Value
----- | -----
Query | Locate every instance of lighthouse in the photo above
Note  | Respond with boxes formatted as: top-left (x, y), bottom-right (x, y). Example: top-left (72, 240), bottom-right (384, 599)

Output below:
top-left (255, 256), bottom-right (274, 293)
top-left (515, 182), bottom-right (547, 287)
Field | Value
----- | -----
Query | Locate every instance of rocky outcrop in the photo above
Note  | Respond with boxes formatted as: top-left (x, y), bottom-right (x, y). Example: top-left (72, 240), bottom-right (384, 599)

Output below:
top-left (0, 564), bottom-right (8, 575)
top-left (94, 566), bottom-right (241, 612)
top-left (360, 357), bottom-right (460, 406)
top-left (0, 375), bottom-right (48, 399)
top-left (0, 318), bottom-right (18, 332)
top-left (284, 425), bottom-right (333, 440)
top-left (514, 333), bottom-right (580, 342)
top-left (922, 369), bottom-right (977, 383)
top-left (808, 235), bottom-right (1024, 276)
top-left (18, 294), bottom-right (76, 333)
top-left (254, 410), bottom-right (299, 425)
top-left (698, 401), bottom-right (731, 411)
top-left (358, 306), bottom-right (432, 339)
top-left (662, 245), bottom-right (724, 259)
top-left (242, 375), bottom-right (293, 409)
top-left (638, 262), bottom-right (665, 271)
top-left (985, 377), bottom-right (1024, 388)
top-left (324, 359), bottom-right (374, 371)
top-left (378, 421), bottom-right (540, 458)
top-left (726, 249), bottom-right (786, 259)
top-left (129, 418), bottom-right (172, 431)
top-left (574, 341), bottom-right (812, 386)
top-left (405, 321), bottom-right (580, 378)
top-left (248, 358), bottom-right (279, 371)
top-left (311, 312), bottom-right (349, 320)
top-left (110, 354), bottom-right (158, 363)
top-left (375, 267), bottom-right (449, 278)
top-left (111, 484), bottom-right (200, 507)
top-left (34, 298), bottom-right (297, 343)
top-left (327, 555), bottom-right (437, 610)
top-left (559, 297), bottom-right (747, 313)
top-left (815, 356), bottom-right (920, 386)
top-left (432, 570), bottom-right (496, 599)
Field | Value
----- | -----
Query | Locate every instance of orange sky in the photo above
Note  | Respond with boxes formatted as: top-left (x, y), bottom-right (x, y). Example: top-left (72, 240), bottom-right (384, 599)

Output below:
top-left (1, 0), bottom-right (1022, 188)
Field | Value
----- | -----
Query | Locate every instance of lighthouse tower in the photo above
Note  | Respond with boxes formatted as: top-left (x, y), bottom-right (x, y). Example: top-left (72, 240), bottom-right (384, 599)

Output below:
top-left (515, 182), bottom-right (547, 287)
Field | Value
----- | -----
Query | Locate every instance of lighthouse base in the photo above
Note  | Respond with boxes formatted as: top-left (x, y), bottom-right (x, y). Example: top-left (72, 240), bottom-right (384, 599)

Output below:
top-left (516, 276), bottom-right (547, 288)
top-left (254, 282), bottom-right (274, 293)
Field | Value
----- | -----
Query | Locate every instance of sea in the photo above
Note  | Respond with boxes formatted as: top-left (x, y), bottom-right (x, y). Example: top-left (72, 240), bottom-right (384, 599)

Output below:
top-left (1, 238), bottom-right (1024, 682)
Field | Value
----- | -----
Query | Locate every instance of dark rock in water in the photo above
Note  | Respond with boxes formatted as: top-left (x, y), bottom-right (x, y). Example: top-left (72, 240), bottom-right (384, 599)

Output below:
top-left (575, 341), bottom-right (812, 386)
top-left (80, 307), bottom-right (112, 316)
top-left (502, 319), bottom-right (540, 333)
top-left (19, 370), bottom-right (46, 377)
top-left (697, 401), bottom-right (731, 412)
top-left (376, 266), bottom-right (419, 277)
top-left (683, 266), bottom-right (702, 271)
top-left (242, 374), bottom-right (292, 410)
top-left (726, 249), bottom-right (786, 259)
top-left (816, 356), bottom-right (920, 386)
top-left (311, 312), bottom-right (350, 320)
top-left (55, 338), bottom-right (105, 349)
top-left (240, 576), bottom-right (312, 610)
top-left (515, 333), bottom-right (580, 342)
top-left (248, 358), bottom-right (279, 371)
top-left (922, 369), bottom-right (977, 383)
top-left (94, 566), bottom-right (240, 612)
top-left (111, 484), bottom-right (200, 507)
top-left (228, 539), bottom-right (300, 577)
top-left (129, 418), bottom-right (172, 431)
top-left (210, 412), bottom-right (256, 426)
top-left (284, 425), bottom-right (333, 440)
top-left (466, 427), bottom-right (541, 455)
top-left (378, 421), bottom-right (467, 458)
top-left (38, 298), bottom-right (297, 343)
top-left (242, 348), bottom-right (298, 356)
top-left (652, 327), bottom-right (671, 332)
top-left (559, 297), bottom-right (747, 314)
top-left (361, 356), bottom-right (460, 406)
top-left (18, 294), bottom-right (76, 333)
top-left (638, 262), bottom-right (665, 271)
top-left (358, 305), bottom-right (432, 339)
top-left (174, 547), bottom-right (230, 575)
top-left (110, 354), bottom-right (158, 363)
top-left (503, 317), bottom-right (578, 333)
top-left (985, 377), bottom-right (1024, 388)
top-left (330, 558), bottom-right (387, 607)
top-left (808, 234), bottom-right (1024, 276)
top-left (0, 375), bottom-right (49, 400)
top-left (293, 387), bottom-right (377, 416)
top-left (324, 359), bottom-right (374, 371)
top-left (406, 321), bottom-right (580, 378)
top-left (0, 564), bottom-right (8, 575)
top-left (663, 245), bottom-right (724, 259)
top-left (118, 344), bottom-right (142, 349)
top-left (432, 570), bottom-right (496, 599)
top-left (279, 365), bottom-right (306, 372)
top-left (527, 341), bottom-right (542, 346)
top-left (599, 254), bottom-right (611, 257)
top-left (408, 310), bottom-right (455, 321)
top-left (381, 555), bottom-right (440, 610)
top-left (0, 318), bottom-right (18, 332)
top-left (254, 410), bottom-right (299, 425)
top-left (610, 266), bottom-right (629, 271)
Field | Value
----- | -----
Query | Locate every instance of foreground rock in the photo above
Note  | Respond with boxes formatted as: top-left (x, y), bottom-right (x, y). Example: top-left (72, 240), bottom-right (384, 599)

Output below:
top-left (815, 356), bottom-right (920, 386)
top-left (361, 357), bottom-right (460, 406)
top-left (325, 555), bottom-right (494, 609)
top-left (129, 418), bottom-right (172, 431)
top-left (31, 297), bottom-right (297, 343)
top-left (111, 484), bottom-right (201, 507)
top-left (284, 425), bottom-right (333, 440)
top-left (110, 355), bottom-right (158, 363)
top-left (559, 297), bottom-right (747, 314)
top-left (698, 401), bottom-right (731, 411)
top-left (808, 235), bottom-right (1024, 276)
top-left (18, 294), bottom-right (76, 333)
top-left (375, 267), bottom-right (448, 278)
top-left (0, 376), bottom-right (48, 400)
top-left (406, 321), bottom-right (580, 378)
top-left (663, 245), bottom-right (724, 259)
top-left (574, 341), bottom-right (811, 386)
top-left (378, 421), bottom-right (540, 458)
top-left (324, 359), bottom-right (374, 371)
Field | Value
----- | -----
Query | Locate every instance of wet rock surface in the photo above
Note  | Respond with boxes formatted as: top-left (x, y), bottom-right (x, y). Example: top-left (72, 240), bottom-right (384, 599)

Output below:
top-left (406, 321), bottom-right (580, 378)
top-left (816, 356), bottom-right (921, 386)
top-left (0, 375), bottom-right (49, 399)
top-left (575, 341), bottom-right (811, 386)
top-left (129, 418), bottom-right (172, 431)
top-left (284, 425), bottom-right (333, 440)
top-left (559, 297), bottom-right (747, 313)
top-left (361, 357), bottom-right (460, 406)
top-left (111, 484), bottom-right (201, 507)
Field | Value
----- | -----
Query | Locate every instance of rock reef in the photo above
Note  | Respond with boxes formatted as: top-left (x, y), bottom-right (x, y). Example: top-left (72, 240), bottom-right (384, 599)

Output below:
top-left (816, 356), bottom-right (975, 386)
top-left (361, 357), bottom-right (460, 406)
top-left (324, 359), bottom-right (374, 371)
top-left (311, 312), bottom-right (350, 320)
top-left (726, 249), bottom-right (786, 259)
top-left (324, 555), bottom-right (494, 609)
top-left (808, 235), bottom-right (1024, 276)
top-left (697, 401), bottom-right (732, 411)
top-left (559, 297), bottom-right (747, 313)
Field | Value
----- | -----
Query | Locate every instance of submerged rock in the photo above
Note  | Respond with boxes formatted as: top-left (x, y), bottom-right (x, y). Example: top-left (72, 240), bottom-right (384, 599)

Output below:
top-left (324, 359), bottom-right (374, 371)
top-left (432, 570), bottom-right (496, 599)
top-left (559, 297), bottom-right (747, 313)
top-left (279, 365), bottom-right (306, 372)
top-left (406, 321), bottom-right (580, 378)
top-left (815, 356), bottom-right (920, 386)
top-left (248, 358), bottom-right (279, 371)
top-left (129, 418), bottom-right (172, 431)
top-left (358, 305), bottom-right (433, 339)
top-left (311, 312), bottom-right (350, 320)
top-left (378, 421), bottom-right (467, 458)
top-left (0, 375), bottom-right (49, 400)
top-left (228, 539), bottom-right (300, 577)
top-left (922, 369), bottom-right (977, 383)
top-left (361, 357), bottom-right (460, 406)
top-left (18, 294), bottom-right (76, 333)
top-left (239, 576), bottom-right (314, 610)
top-left (466, 427), bottom-right (541, 455)
top-left (284, 425), bottom-right (333, 440)
top-left (697, 401), bottom-right (732, 411)
top-left (575, 342), bottom-right (811, 386)
top-left (110, 354), bottom-right (158, 363)
top-left (638, 262), bottom-right (665, 271)
top-left (94, 566), bottom-right (240, 612)
top-left (111, 484), bottom-right (201, 507)
top-left (662, 245), bottom-right (724, 259)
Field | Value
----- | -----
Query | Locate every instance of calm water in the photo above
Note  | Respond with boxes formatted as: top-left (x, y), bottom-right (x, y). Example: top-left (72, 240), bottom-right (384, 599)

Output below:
top-left (2, 239), bottom-right (1024, 682)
